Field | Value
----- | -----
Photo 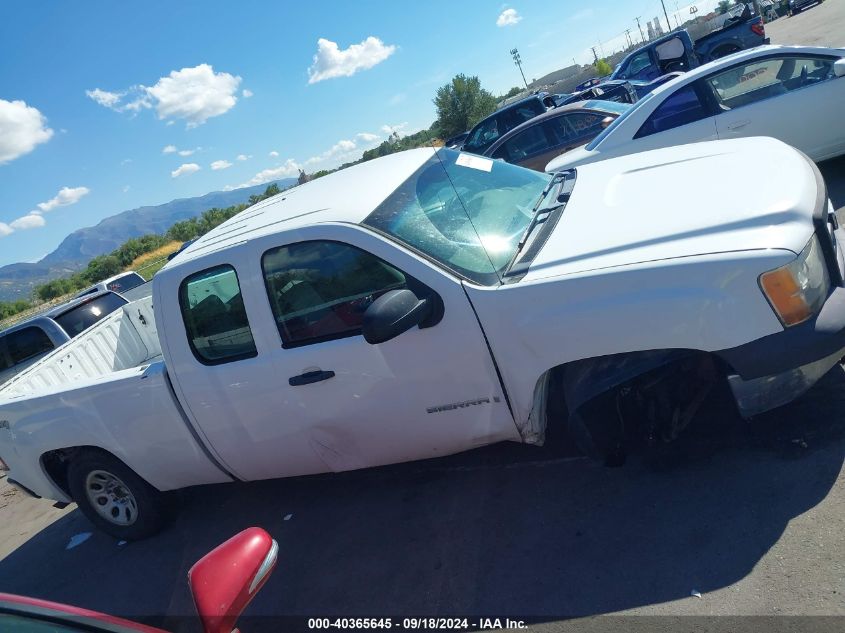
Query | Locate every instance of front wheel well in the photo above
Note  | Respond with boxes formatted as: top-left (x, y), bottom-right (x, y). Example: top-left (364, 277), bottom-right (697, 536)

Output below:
top-left (539, 350), bottom-right (735, 457)
top-left (40, 446), bottom-right (135, 500)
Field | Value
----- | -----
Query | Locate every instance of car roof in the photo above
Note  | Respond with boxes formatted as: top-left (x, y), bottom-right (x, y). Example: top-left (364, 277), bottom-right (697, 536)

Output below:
top-left (165, 148), bottom-right (437, 268)
top-left (484, 100), bottom-right (628, 155)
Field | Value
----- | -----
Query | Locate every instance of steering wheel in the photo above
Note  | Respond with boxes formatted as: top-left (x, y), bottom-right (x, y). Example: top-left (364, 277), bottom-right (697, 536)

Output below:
top-left (663, 60), bottom-right (686, 72)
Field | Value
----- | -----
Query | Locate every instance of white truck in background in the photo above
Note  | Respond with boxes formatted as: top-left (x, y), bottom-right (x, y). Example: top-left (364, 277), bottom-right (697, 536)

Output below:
top-left (1, 140), bottom-right (843, 540)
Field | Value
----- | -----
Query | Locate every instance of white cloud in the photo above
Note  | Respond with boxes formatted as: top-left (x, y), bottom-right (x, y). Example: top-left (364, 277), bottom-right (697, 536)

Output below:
top-left (0, 99), bottom-right (54, 164)
top-left (211, 159), bottom-right (232, 170)
top-left (178, 147), bottom-right (199, 156)
top-left (148, 64), bottom-right (241, 127)
top-left (497, 8), bottom-right (522, 27)
top-left (120, 158), bottom-right (132, 165)
top-left (307, 36), bottom-right (396, 84)
top-left (0, 186), bottom-right (88, 237)
top-left (122, 185), bottom-right (131, 193)
top-left (305, 139), bottom-right (358, 166)
top-left (37, 186), bottom-right (90, 212)
top-left (85, 88), bottom-right (123, 109)
top-left (242, 89), bottom-right (253, 98)
top-left (388, 93), bottom-right (406, 106)
top-left (236, 154), bottom-right (249, 161)
top-left (162, 145), bottom-right (177, 154)
top-left (87, 63), bottom-right (241, 128)
top-left (357, 132), bottom-right (380, 143)
top-left (380, 122), bottom-right (408, 136)
top-left (10, 213), bottom-right (46, 230)
top-left (269, 150), bottom-right (279, 158)
top-left (171, 163), bottom-right (200, 178)
top-left (230, 159), bottom-right (301, 189)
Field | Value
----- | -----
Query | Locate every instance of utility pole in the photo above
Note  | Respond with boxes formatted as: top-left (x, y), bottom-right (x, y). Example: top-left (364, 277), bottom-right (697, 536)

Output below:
top-left (510, 48), bottom-right (528, 89)
top-left (674, 1), bottom-right (681, 27)
top-left (590, 46), bottom-right (599, 64)
top-left (624, 29), bottom-right (632, 48)
top-left (634, 16), bottom-right (645, 42)
top-left (659, 0), bottom-right (672, 32)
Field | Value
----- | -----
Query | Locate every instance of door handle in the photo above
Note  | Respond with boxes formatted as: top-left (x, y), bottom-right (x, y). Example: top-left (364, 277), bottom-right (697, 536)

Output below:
top-left (289, 370), bottom-right (335, 386)
top-left (727, 120), bottom-right (751, 131)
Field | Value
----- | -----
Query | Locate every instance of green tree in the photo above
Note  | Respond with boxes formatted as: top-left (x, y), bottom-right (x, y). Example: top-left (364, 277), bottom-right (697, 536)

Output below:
top-left (717, 0), bottom-right (732, 14)
top-left (595, 59), bottom-right (613, 76)
top-left (433, 74), bottom-right (498, 139)
top-left (500, 86), bottom-right (523, 100)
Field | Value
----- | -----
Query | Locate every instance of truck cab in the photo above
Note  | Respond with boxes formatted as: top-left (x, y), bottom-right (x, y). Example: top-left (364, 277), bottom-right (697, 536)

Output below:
top-left (611, 4), bottom-right (767, 82)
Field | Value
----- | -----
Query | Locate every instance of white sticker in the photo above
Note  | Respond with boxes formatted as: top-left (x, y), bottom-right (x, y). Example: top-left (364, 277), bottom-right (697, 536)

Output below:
top-left (455, 153), bottom-right (493, 172)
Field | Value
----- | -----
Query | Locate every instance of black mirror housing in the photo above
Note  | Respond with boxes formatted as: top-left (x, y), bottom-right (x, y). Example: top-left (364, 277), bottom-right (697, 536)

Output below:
top-left (362, 289), bottom-right (432, 344)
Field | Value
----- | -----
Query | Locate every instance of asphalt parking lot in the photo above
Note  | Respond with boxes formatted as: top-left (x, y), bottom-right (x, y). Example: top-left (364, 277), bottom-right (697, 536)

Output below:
top-left (2, 5), bottom-right (845, 632)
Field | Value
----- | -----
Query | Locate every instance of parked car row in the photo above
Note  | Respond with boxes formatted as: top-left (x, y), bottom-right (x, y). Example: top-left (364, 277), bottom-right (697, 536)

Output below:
top-left (547, 45), bottom-right (845, 172)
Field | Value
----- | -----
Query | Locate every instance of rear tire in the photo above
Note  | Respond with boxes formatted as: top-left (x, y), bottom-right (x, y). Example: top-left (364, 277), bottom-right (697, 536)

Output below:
top-left (68, 450), bottom-right (169, 540)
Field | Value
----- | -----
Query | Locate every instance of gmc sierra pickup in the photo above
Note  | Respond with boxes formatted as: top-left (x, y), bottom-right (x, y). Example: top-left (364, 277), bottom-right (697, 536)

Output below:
top-left (1, 139), bottom-right (842, 540)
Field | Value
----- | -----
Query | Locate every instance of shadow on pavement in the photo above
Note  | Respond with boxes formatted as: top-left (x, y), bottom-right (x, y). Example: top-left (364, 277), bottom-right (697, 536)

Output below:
top-left (1, 367), bottom-right (844, 631)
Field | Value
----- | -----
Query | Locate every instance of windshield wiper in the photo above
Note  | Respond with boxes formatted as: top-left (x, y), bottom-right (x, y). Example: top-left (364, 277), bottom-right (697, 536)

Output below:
top-left (503, 170), bottom-right (576, 277)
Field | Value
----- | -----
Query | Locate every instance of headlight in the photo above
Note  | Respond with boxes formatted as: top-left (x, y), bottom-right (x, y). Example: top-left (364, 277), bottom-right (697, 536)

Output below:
top-left (760, 236), bottom-right (830, 326)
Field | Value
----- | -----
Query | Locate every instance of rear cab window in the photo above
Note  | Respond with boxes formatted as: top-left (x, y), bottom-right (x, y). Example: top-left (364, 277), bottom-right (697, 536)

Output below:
top-left (179, 265), bottom-right (257, 364)
top-left (0, 326), bottom-right (55, 371)
top-left (54, 293), bottom-right (128, 338)
top-left (105, 272), bottom-right (145, 293)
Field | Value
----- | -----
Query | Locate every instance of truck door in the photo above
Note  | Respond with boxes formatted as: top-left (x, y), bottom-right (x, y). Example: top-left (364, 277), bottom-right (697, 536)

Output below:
top-left (166, 234), bottom-right (519, 482)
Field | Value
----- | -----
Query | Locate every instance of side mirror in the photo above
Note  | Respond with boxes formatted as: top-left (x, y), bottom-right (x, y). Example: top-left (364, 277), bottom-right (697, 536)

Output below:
top-left (189, 527), bottom-right (278, 633)
top-left (362, 289), bottom-right (431, 344)
top-left (835, 59), bottom-right (845, 78)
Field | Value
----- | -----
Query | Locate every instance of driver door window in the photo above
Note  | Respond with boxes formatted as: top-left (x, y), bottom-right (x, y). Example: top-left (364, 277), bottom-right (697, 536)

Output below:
top-left (704, 56), bottom-right (835, 110)
top-left (623, 50), bottom-right (653, 78)
top-left (262, 241), bottom-right (409, 348)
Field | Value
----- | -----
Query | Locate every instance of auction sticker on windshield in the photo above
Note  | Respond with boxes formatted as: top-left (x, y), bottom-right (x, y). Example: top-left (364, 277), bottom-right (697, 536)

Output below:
top-left (455, 153), bottom-right (493, 172)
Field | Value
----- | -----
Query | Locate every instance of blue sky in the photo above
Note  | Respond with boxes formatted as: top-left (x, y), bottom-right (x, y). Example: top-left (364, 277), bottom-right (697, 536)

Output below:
top-left (0, 0), bottom-right (720, 267)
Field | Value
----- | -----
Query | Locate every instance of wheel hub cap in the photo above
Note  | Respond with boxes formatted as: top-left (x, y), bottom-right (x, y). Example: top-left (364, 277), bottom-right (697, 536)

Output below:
top-left (85, 470), bottom-right (138, 526)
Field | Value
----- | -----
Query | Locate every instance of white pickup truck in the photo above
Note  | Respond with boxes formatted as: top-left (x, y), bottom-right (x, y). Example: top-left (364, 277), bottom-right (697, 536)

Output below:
top-left (2, 139), bottom-right (844, 540)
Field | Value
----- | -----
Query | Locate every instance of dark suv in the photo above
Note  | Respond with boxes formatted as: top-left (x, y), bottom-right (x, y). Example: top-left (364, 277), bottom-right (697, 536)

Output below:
top-left (462, 93), bottom-right (556, 155)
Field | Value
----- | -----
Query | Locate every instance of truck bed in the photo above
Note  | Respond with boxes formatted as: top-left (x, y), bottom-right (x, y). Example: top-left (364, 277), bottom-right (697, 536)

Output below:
top-left (0, 295), bottom-right (161, 398)
top-left (0, 294), bottom-right (231, 499)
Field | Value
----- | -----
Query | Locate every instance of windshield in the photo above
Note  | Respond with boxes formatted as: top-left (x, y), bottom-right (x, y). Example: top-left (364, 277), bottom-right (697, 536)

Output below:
top-left (584, 100), bottom-right (632, 116)
top-left (586, 91), bottom-right (653, 150)
top-left (54, 293), bottom-right (128, 338)
top-left (363, 149), bottom-right (551, 285)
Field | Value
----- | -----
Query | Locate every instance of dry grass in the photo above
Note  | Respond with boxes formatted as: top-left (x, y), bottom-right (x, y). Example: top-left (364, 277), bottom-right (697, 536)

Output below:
top-left (130, 241), bottom-right (182, 270)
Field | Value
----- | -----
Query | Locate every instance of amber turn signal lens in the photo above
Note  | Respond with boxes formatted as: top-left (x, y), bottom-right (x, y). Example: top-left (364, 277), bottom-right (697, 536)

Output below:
top-left (760, 268), bottom-right (812, 326)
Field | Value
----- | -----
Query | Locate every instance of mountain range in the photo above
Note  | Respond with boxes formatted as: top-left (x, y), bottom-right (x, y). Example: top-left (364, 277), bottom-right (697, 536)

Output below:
top-left (0, 179), bottom-right (296, 301)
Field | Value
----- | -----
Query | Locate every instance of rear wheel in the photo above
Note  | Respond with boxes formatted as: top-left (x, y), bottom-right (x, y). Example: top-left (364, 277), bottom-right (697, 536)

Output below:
top-left (68, 450), bottom-right (169, 540)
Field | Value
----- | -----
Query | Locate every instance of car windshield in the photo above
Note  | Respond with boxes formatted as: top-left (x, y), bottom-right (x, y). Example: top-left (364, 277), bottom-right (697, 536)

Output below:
top-left (586, 91), bottom-right (653, 150)
top-left (363, 149), bottom-right (551, 285)
top-left (584, 100), bottom-right (632, 116)
top-left (54, 293), bottom-right (128, 338)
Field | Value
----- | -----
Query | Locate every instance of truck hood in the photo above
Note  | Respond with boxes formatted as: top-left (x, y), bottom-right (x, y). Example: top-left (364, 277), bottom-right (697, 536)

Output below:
top-left (523, 137), bottom-right (819, 281)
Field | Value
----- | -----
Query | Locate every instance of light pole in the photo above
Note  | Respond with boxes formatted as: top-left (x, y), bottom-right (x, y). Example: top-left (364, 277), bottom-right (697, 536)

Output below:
top-left (659, 0), bottom-right (672, 32)
top-left (510, 48), bottom-right (528, 89)
top-left (634, 16), bottom-right (645, 42)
